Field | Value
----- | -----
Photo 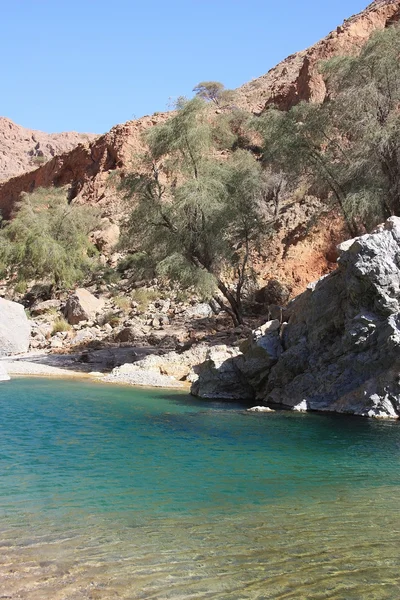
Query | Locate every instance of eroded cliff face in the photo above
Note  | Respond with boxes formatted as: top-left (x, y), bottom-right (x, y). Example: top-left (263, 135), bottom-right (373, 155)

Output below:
top-left (0, 112), bottom-right (170, 220)
top-left (235, 0), bottom-right (400, 113)
top-left (0, 117), bottom-right (98, 182)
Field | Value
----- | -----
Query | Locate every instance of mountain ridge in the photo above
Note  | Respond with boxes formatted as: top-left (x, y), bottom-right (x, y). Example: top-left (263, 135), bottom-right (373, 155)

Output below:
top-left (0, 117), bottom-right (98, 182)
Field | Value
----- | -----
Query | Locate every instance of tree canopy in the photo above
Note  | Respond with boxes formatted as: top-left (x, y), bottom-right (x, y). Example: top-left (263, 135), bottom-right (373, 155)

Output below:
top-left (193, 81), bottom-right (234, 107)
top-left (254, 25), bottom-right (400, 234)
top-left (122, 97), bottom-right (275, 325)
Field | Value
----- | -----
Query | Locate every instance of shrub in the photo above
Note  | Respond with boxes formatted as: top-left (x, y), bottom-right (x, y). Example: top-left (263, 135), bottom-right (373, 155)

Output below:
top-left (112, 295), bottom-right (131, 312)
top-left (51, 318), bottom-right (71, 335)
top-left (0, 187), bottom-right (100, 289)
top-left (131, 288), bottom-right (158, 312)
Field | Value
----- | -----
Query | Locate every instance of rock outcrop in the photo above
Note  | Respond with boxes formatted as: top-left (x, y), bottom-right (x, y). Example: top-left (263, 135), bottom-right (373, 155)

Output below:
top-left (0, 1), bottom-right (398, 309)
top-left (104, 344), bottom-right (239, 389)
top-left (1, 4), bottom-right (395, 296)
top-left (193, 217), bottom-right (400, 419)
top-left (0, 117), bottom-right (97, 182)
top-left (0, 112), bottom-right (170, 221)
top-left (0, 298), bottom-right (31, 355)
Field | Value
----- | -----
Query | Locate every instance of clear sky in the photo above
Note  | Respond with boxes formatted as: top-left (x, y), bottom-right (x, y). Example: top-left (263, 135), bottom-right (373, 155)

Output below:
top-left (2, 0), bottom-right (369, 134)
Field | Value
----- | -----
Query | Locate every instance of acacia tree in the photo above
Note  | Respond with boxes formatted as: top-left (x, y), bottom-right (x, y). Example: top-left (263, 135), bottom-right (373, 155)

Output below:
top-left (193, 81), bottom-right (234, 107)
top-left (122, 97), bottom-right (273, 325)
top-left (254, 101), bottom-right (359, 236)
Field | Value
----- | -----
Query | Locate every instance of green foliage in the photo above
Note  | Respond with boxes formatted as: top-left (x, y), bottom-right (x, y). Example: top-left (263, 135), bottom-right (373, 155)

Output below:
top-left (112, 295), bottom-right (131, 313)
top-left (0, 187), bottom-right (100, 288)
top-left (192, 81), bottom-right (234, 106)
top-left (116, 252), bottom-right (155, 280)
top-left (122, 98), bottom-right (276, 325)
top-left (254, 25), bottom-right (400, 232)
top-left (212, 109), bottom-right (254, 151)
top-left (320, 25), bottom-right (400, 222)
top-left (51, 318), bottom-right (71, 335)
top-left (254, 101), bottom-right (340, 207)
top-left (31, 155), bottom-right (47, 167)
top-left (14, 280), bottom-right (28, 295)
top-left (146, 96), bottom-right (211, 174)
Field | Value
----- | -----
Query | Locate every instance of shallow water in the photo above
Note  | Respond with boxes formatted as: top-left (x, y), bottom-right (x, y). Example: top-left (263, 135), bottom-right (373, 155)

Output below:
top-left (0, 378), bottom-right (399, 598)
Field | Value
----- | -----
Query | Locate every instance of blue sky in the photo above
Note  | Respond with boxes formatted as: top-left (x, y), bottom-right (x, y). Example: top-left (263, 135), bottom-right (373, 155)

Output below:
top-left (2, 0), bottom-right (368, 133)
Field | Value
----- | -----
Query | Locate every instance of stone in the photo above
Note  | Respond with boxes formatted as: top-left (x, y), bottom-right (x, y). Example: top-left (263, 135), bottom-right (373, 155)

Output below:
top-left (71, 329), bottom-right (95, 345)
top-left (50, 338), bottom-right (63, 349)
top-left (255, 279), bottom-right (290, 306)
top-left (64, 288), bottom-right (105, 325)
top-left (337, 238), bottom-right (357, 256)
top-left (193, 217), bottom-right (400, 419)
top-left (30, 299), bottom-right (61, 316)
top-left (0, 363), bottom-right (10, 381)
top-left (115, 327), bottom-right (137, 343)
top-left (191, 345), bottom-right (253, 400)
top-left (184, 303), bottom-right (213, 319)
top-left (104, 362), bottom-right (186, 388)
top-left (0, 298), bottom-right (31, 356)
top-left (292, 400), bottom-right (308, 412)
top-left (91, 220), bottom-right (120, 253)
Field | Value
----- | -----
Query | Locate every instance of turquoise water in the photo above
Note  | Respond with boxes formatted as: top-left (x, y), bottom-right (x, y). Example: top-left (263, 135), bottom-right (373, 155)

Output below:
top-left (1, 378), bottom-right (400, 598)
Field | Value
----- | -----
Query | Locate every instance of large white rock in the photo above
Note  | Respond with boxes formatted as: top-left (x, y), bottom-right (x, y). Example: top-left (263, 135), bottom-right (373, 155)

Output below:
top-left (0, 363), bottom-right (10, 381)
top-left (0, 298), bottom-right (31, 356)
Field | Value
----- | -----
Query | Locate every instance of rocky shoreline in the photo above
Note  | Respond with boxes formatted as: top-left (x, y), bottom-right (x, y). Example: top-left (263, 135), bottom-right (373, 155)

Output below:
top-left (2, 217), bottom-right (400, 420)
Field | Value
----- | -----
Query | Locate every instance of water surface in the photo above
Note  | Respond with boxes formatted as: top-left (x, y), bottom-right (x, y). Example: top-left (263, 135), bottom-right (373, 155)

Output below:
top-left (0, 378), bottom-right (399, 598)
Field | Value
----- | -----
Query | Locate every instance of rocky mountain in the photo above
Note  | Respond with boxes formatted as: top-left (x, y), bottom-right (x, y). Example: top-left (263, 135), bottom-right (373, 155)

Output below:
top-left (0, 0), bottom-right (398, 296)
top-left (0, 117), bottom-right (97, 182)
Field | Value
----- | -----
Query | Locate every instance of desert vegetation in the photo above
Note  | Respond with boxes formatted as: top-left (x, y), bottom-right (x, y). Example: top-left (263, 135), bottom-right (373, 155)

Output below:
top-left (255, 25), bottom-right (400, 234)
top-left (122, 26), bottom-right (400, 323)
top-left (2, 26), bottom-right (400, 328)
top-left (0, 187), bottom-right (100, 289)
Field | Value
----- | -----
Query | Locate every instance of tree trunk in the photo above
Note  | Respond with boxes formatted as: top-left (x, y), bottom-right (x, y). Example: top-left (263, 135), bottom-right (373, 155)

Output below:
top-left (216, 280), bottom-right (244, 326)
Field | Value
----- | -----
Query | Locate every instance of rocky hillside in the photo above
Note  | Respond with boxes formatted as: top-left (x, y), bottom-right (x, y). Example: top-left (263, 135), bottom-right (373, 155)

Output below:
top-left (0, 117), bottom-right (98, 182)
top-left (0, 113), bottom-right (170, 222)
top-left (235, 0), bottom-right (400, 113)
top-left (0, 0), bottom-right (398, 295)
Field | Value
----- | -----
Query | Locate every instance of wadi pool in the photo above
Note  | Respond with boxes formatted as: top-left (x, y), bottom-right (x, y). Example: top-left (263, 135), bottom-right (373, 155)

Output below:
top-left (0, 377), bottom-right (399, 598)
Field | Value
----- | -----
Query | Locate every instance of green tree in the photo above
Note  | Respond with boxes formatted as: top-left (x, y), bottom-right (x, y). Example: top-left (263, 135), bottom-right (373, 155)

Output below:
top-left (122, 98), bottom-right (273, 325)
top-left (255, 25), bottom-right (400, 234)
top-left (254, 101), bottom-right (358, 235)
top-left (321, 25), bottom-right (400, 222)
top-left (193, 81), bottom-right (234, 107)
top-left (0, 187), bottom-right (100, 288)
